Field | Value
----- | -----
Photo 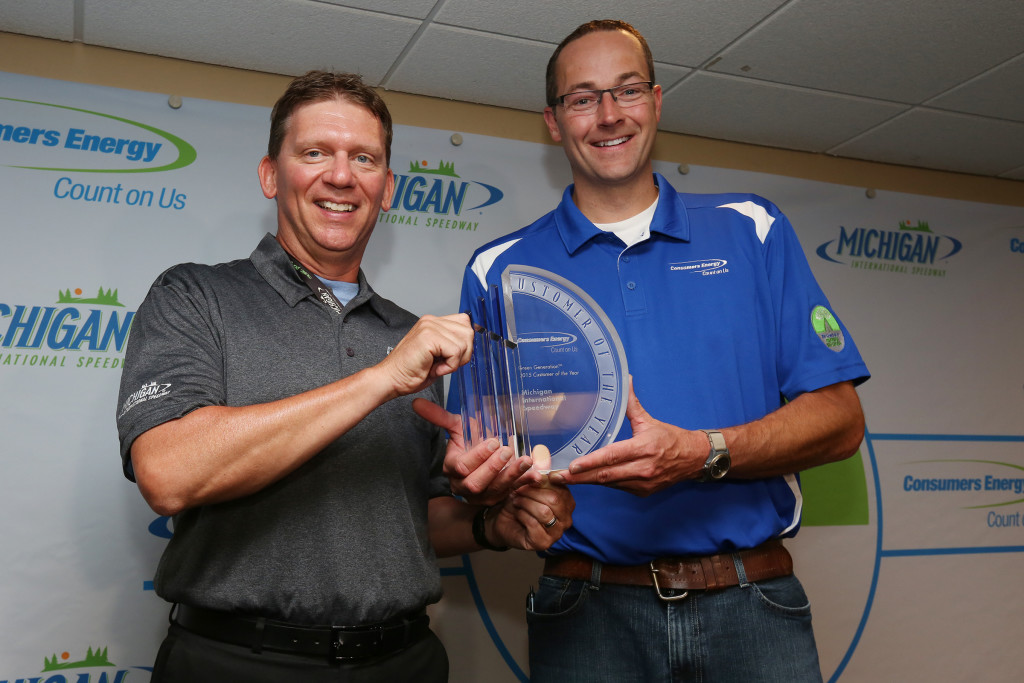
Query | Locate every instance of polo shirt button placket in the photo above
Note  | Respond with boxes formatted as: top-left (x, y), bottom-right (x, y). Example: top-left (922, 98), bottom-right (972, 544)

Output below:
top-left (619, 251), bottom-right (646, 313)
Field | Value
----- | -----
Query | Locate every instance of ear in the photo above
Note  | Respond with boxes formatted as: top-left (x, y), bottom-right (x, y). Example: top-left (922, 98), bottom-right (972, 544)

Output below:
top-left (543, 107), bottom-right (563, 144)
top-left (257, 155), bottom-right (278, 199)
top-left (652, 84), bottom-right (663, 123)
top-left (380, 168), bottom-right (395, 212)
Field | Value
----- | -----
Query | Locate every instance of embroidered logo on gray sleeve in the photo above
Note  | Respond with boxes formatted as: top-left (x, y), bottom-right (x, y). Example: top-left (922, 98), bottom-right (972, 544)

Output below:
top-left (119, 381), bottom-right (171, 418)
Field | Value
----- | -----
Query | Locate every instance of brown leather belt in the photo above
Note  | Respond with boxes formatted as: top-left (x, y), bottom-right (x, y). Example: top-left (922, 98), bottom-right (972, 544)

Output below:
top-left (544, 540), bottom-right (792, 594)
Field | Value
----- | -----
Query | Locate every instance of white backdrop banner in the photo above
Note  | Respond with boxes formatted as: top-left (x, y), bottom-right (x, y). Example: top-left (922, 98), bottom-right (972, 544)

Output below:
top-left (2, 72), bottom-right (1022, 683)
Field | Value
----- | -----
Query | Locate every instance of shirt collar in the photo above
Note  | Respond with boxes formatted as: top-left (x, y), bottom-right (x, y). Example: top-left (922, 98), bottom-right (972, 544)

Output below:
top-left (553, 172), bottom-right (691, 254)
top-left (249, 233), bottom-right (398, 325)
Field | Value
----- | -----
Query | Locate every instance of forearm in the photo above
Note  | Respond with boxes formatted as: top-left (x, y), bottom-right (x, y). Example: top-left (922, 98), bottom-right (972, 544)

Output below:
top-left (723, 381), bottom-right (865, 479)
top-left (427, 496), bottom-right (486, 558)
top-left (132, 364), bottom-right (395, 515)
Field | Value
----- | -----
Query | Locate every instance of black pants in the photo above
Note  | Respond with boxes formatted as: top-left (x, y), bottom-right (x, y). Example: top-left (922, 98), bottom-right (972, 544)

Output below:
top-left (152, 622), bottom-right (449, 682)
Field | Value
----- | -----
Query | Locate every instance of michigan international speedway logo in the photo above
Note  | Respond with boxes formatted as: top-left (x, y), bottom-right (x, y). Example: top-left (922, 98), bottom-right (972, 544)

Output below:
top-left (816, 219), bottom-right (962, 277)
top-left (378, 159), bottom-right (504, 232)
top-left (1, 96), bottom-right (196, 211)
top-left (1, 645), bottom-right (151, 682)
top-left (0, 288), bottom-right (134, 371)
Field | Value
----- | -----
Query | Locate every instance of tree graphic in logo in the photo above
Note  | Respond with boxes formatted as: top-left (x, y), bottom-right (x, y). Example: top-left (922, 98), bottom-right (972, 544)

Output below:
top-left (57, 287), bottom-right (124, 306)
top-left (409, 159), bottom-right (460, 177)
top-left (43, 646), bottom-right (114, 671)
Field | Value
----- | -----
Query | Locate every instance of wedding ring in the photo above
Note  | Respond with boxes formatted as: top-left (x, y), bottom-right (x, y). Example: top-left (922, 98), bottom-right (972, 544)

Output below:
top-left (544, 517), bottom-right (558, 528)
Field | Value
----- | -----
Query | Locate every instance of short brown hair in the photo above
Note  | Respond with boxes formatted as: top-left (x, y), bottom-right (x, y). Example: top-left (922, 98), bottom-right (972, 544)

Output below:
top-left (545, 20), bottom-right (656, 107)
top-left (267, 70), bottom-right (393, 165)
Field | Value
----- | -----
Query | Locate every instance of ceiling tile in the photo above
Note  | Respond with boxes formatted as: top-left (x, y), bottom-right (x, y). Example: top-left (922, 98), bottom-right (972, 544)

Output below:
top-left (317, 0), bottom-right (439, 20)
top-left (435, 0), bottom-right (787, 66)
top-left (1, 0), bottom-right (1022, 181)
top-left (660, 72), bottom-right (907, 152)
top-left (831, 109), bottom-right (1024, 176)
top-left (81, 0), bottom-right (420, 82)
top-left (927, 54), bottom-right (1024, 123)
top-left (0, 1), bottom-right (76, 41)
top-left (708, 0), bottom-right (1024, 103)
top-left (384, 25), bottom-right (552, 111)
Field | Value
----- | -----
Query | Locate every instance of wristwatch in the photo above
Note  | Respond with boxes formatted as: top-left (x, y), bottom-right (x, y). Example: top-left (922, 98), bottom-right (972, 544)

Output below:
top-left (699, 429), bottom-right (731, 481)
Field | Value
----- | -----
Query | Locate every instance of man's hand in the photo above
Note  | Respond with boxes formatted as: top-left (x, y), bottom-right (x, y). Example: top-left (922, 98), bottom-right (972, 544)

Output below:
top-left (488, 480), bottom-right (575, 552)
top-left (412, 398), bottom-right (540, 506)
top-left (378, 314), bottom-right (475, 398)
top-left (557, 379), bottom-right (866, 496)
top-left (556, 381), bottom-right (705, 496)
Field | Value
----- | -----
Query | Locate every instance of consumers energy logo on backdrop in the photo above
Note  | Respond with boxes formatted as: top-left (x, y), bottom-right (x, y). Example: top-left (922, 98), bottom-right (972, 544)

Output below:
top-left (2, 96), bottom-right (195, 211)
top-left (0, 644), bottom-right (150, 682)
top-left (816, 219), bottom-right (962, 277)
top-left (904, 459), bottom-right (1024, 526)
top-left (379, 159), bottom-right (504, 233)
top-left (1, 97), bottom-right (195, 173)
top-left (0, 288), bottom-right (134, 371)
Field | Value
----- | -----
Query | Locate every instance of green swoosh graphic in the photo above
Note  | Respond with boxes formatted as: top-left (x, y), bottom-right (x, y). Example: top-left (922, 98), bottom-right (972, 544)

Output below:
top-left (914, 459), bottom-right (1024, 509)
top-left (1, 96), bottom-right (197, 173)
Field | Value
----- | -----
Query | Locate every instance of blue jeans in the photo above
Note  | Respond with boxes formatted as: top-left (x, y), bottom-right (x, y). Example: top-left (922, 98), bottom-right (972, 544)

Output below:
top-left (527, 560), bottom-right (822, 682)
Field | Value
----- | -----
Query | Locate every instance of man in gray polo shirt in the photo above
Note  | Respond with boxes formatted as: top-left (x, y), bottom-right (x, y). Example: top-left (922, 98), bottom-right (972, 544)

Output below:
top-left (116, 70), bottom-right (571, 682)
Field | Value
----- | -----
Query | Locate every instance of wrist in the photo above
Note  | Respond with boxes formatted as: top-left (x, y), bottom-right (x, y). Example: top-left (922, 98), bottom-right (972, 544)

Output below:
top-left (362, 363), bottom-right (401, 403)
top-left (472, 505), bottom-right (509, 552)
top-left (698, 429), bottom-right (731, 481)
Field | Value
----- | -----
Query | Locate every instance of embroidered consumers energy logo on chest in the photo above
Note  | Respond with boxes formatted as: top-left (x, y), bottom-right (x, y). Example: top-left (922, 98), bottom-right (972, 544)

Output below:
top-left (669, 259), bottom-right (729, 276)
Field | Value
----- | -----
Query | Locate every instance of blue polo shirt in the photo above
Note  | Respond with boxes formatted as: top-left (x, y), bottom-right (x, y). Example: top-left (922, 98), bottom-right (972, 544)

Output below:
top-left (450, 173), bottom-right (869, 564)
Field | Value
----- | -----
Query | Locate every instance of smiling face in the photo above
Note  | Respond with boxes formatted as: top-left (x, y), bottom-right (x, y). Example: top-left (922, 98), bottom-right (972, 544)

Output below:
top-left (543, 29), bottom-right (662, 203)
top-left (258, 97), bottom-right (394, 281)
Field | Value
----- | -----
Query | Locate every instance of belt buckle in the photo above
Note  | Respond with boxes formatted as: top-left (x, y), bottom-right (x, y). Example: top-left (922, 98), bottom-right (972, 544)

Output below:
top-left (648, 561), bottom-right (688, 602)
top-left (331, 625), bottom-right (384, 661)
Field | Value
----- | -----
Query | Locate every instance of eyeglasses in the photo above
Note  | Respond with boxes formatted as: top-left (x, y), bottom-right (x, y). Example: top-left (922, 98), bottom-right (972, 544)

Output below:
top-left (554, 81), bottom-right (654, 115)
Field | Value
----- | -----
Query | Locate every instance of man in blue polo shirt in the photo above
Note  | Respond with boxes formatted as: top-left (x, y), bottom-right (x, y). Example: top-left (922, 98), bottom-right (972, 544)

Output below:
top-left (444, 20), bottom-right (869, 682)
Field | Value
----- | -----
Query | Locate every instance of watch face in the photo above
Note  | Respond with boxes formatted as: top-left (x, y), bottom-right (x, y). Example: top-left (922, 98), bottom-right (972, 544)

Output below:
top-left (708, 454), bottom-right (730, 479)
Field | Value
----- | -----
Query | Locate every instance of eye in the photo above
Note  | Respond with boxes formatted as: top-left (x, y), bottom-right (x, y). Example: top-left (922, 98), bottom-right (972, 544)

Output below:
top-left (306, 150), bottom-right (322, 159)
top-left (355, 154), bottom-right (371, 163)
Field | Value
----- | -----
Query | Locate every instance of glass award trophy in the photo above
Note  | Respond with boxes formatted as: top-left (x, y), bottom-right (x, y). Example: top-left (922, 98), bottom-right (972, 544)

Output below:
top-left (456, 265), bottom-right (629, 472)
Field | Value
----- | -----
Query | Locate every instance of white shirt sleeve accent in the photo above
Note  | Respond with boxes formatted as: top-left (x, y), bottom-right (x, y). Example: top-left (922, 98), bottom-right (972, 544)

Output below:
top-left (469, 238), bottom-right (521, 289)
top-left (780, 472), bottom-right (803, 536)
top-left (717, 201), bottom-right (775, 244)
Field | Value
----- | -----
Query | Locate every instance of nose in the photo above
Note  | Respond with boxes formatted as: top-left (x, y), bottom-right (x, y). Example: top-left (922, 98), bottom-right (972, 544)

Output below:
top-left (324, 156), bottom-right (355, 187)
top-left (595, 90), bottom-right (623, 123)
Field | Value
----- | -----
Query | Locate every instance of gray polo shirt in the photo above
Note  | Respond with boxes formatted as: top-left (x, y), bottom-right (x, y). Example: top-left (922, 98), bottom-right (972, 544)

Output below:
top-left (117, 233), bottom-right (449, 625)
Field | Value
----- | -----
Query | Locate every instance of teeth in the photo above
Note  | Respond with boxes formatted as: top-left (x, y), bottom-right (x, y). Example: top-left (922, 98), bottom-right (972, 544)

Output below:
top-left (317, 200), bottom-right (355, 212)
top-left (595, 136), bottom-right (630, 148)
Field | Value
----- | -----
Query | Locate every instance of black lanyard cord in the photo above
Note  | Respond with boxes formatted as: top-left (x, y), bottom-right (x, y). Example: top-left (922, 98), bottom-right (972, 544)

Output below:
top-left (286, 256), bottom-right (346, 316)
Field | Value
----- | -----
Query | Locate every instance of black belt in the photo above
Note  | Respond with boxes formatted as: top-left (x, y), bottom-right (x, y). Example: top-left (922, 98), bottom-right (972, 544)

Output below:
top-left (173, 604), bottom-right (430, 661)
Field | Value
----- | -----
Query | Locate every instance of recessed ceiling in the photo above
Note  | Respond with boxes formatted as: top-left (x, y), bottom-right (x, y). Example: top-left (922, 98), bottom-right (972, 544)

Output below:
top-left (3, 0), bottom-right (1023, 180)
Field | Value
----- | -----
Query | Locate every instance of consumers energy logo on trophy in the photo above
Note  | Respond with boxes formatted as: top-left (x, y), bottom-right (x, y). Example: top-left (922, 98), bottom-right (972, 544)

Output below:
top-left (0, 288), bottom-right (134, 371)
top-left (380, 159), bottom-right (504, 233)
top-left (1, 644), bottom-right (151, 682)
top-left (816, 219), bottom-right (962, 277)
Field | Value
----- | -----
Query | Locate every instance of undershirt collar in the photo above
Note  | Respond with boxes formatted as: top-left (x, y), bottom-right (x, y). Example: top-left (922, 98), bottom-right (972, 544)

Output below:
top-left (318, 277), bottom-right (360, 306)
top-left (593, 195), bottom-right (659, 247)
